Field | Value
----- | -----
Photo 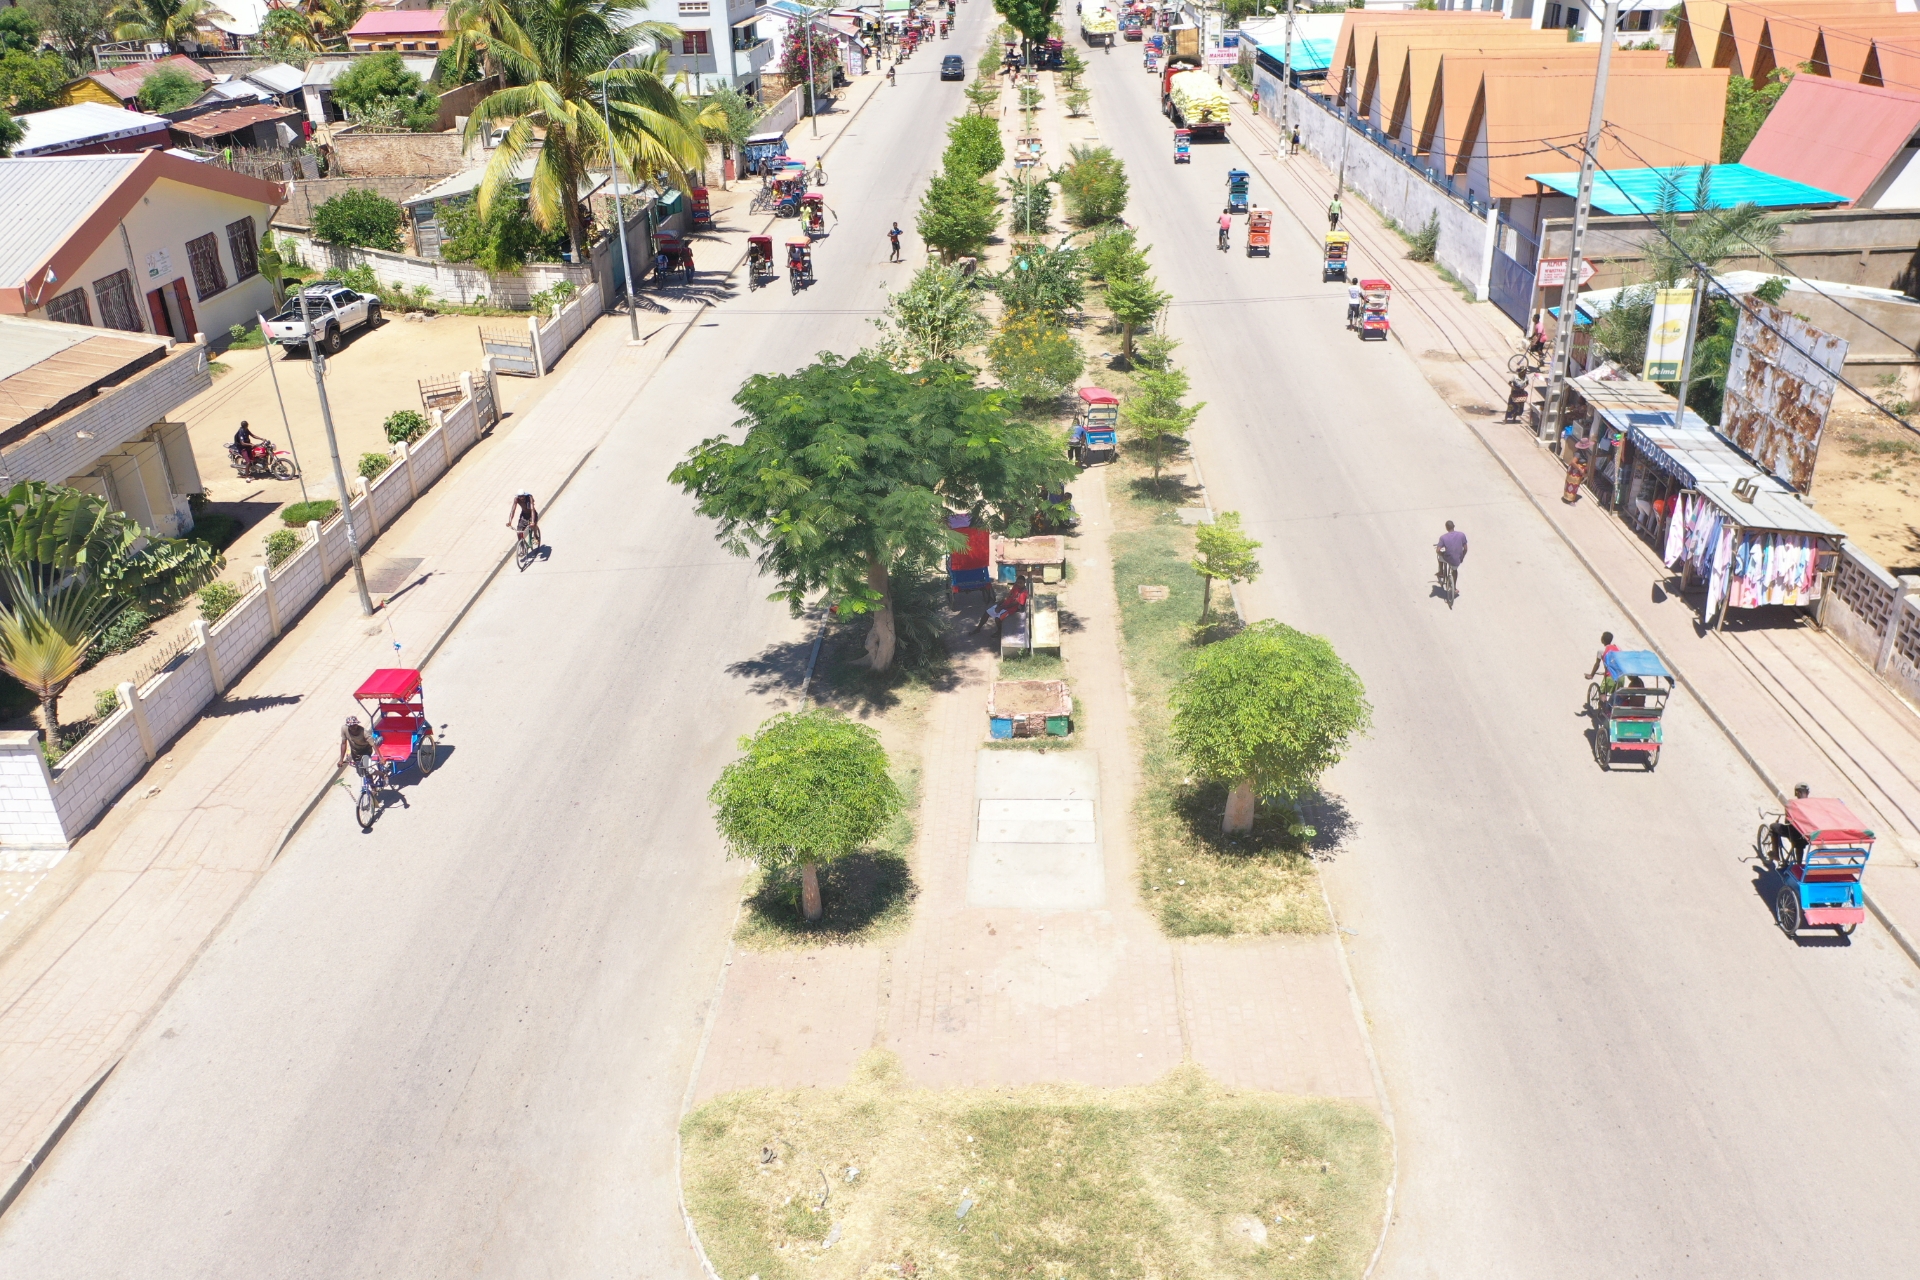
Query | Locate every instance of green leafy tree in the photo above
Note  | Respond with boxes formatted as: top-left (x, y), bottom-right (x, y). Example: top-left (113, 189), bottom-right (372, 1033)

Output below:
top-left (1058, 143), bottom-right (1128, 227)
top-left (1722, 71), bottom-right (1791, 163)
top-left (0, 8), bottom-right (42, 52)
top-left (1122, 361), bottom-right (1202, 480)
top-left (943, 112), bottom-right (1005, 178)
top-left (1057, 45), bottom-right (1086, 87)
top-left (1081, 226), bottom-right (1145, 282)
top-left (1106, 270), bottom-right (1169, 356)
top-left (0, 50), bottom-right (71, 115)
top-left (709, 709), bottom-right (902, 922)
top-left (779, 21), bottom-right (841, 79)
top-left (464, 5), bottom-right (708, 264)
top-left (916, 169), bottom-right (998, 261)
top-left (988, 310), bottom-right (1083, 406)
top-left (871, 263), bottom-right (989, 366)
top-left (28, 0), bottom-right (115, 63)
top-left (107, 0), bottom-right (208, 51)
top-left (333, 50), bottom-right (439, 131)
top-left (436, 189), bottom-right (569, 270)
top-left (1171, 620), bottom-right (1372, 833)
top-left (1192, 511), bottom-right (1259, 621)
top-left (136, 64), bottom-right (202, 113)
top-left (993, 240), bottom-right (1083, 319)
top-left (1064, 87), bottom-right (1089, 117)
top-left (992, 0), bottom-right (1058, 60)
top-left (310, 189), bottom-right (405, 250)
top-left (671, 353), bottom-right (1071, 671)
top-left (0, 114), bottom-right (22, 158)
top-left (698, 83), bottom-right (760, 187)
top-left (1006, 172), bottom-right (1052, 235)
top-left (963, 78), bottom-right (999, 115)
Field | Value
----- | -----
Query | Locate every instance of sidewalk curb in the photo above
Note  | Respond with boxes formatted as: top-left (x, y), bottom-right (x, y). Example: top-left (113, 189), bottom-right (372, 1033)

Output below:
top-left (1319, 884), bottom-right (1398, 1280)
top-left (0, 1062), bottom-right (114, 1219)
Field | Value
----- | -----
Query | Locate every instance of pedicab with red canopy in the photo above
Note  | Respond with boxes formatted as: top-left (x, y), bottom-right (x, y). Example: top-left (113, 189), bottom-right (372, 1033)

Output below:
top-left (355, 668), bottom-right (438, 778)
top-left (1759, 796), bottom-right (1875, 938)
top-left (747, 234), bottom-right (775, 287)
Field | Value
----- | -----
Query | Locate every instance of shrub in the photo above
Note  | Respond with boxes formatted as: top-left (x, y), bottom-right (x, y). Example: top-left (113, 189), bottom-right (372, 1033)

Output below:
top-left (136, 65), bottom-right (201, 114)
top-left (95, 687), bottom-right (122, 720)
top-left (383, 409), bottom-right (429, 444)
top-left (264, 528), bottom-right (300, 568)
top-left (994, 241), bottom-right (1084, 319)
top-left (1059, 144), bottom-right (1129, 227)
top-left (1007, 173), bottom-right (1052, 234)
top-left (1082, 226), bottom-right (1145, 282)
top-left (1408, 212), bottom-right (1440, 263)
top-left (437, 191), bottom-right (569, 272)
top-left (311, 190), bottom-right (405, 251)
top-left (197, 580), bottom-right (243, 623)
top-left (281, 499), bottom-right (340, 527)
top-left (916, 170), bottom-right (998, 261)
top-left (943, 113), bottom-right (1004, 178)
top-left (358, 451), bottom-right (393, 481)
top-left (333, 51), bottom-right (438, 132)
top-left (988, 310), bottom-right (1083, 406)
top-left (88, 607), bottom-right (153, 664)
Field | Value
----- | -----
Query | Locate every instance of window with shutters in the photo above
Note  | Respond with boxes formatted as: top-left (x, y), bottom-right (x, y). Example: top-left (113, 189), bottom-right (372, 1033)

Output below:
top-left (186, 232), bottom-right (228, 300)
top-left (226, 216), bottom-right (259, 281)
top-left (682, 30), bottom-right (710, 54)
top-left (46, 288), bottom-right (92, 326)
top-left (93, 270), bottom-right (142, 331)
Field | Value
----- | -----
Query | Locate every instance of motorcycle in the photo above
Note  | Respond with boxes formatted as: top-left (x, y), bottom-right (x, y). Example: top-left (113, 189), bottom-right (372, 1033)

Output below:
top-left (227, 439), bottom-right (300, 481)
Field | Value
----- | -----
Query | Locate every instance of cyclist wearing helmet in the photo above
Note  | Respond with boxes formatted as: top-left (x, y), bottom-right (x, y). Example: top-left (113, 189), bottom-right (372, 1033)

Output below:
top-left (507, 491), bottom-right (540, 544)
top-left (339, 716), bottom-right (376, 773)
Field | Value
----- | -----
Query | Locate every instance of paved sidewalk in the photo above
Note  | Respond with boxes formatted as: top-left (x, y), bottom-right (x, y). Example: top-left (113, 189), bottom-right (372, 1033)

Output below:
top-left (1226, 98), bottom-right (1920, 963)
top-left (694, 466), bottom-right (1378, 1107)
top-left (0, 71), bottom-right (894, 1209)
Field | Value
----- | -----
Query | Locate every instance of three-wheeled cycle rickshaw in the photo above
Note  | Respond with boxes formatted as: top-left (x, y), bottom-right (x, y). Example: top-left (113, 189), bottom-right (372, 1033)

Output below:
top-left (1323, 230), bottom-right (1349, 281)
top-left (689, 186), bottom-right (713, 230)
top-left (786, 238), bottom-right (814, 292)
top-left (653, 230), bottom-right (694, 282)
top-left (1246, 208), bottom-right (1272, 256)
top-left (1071, 386), bottom-right (1119, 466)
top-left (1225, 168), bottom-right (1249, 214)
top-left (1173, 128), bottom-right (1190, 163)
top-left (1758, 796), bottom-right (1874, 939)
top-left (747, 234), bottom-right (775, 287)
top-left (800, 191), bottom-right (828, 237)
top-left (351, 668), bottom-right (437, 829)
top-left (1585, 649), bottom-right (1673, 771)
top-left (1356, 278), bottom-right (1391, 339)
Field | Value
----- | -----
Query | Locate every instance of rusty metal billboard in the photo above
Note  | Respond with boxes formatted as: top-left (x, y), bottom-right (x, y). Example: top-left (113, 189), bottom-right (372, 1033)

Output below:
top-left (1719, 299), bottom-right (1848, 494)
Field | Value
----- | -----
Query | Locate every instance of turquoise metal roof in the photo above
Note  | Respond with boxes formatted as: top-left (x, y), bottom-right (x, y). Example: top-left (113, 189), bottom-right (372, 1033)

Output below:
top-left (1257, 38), bottom-right (1332, 73)
top-left (1523, 164), bottom-right (1846, 215)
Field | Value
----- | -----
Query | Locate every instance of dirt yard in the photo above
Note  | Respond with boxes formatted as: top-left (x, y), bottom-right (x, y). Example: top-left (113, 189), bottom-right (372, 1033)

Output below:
top-left (1812, 403), bottom-right (1920, 574)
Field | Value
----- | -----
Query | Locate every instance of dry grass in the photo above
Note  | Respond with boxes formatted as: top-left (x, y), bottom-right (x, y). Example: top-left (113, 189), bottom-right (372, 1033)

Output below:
top-left (1107, 451), bottom-right (1330, 938)
top-left (681, 1051), bottom-right (1390, 1280)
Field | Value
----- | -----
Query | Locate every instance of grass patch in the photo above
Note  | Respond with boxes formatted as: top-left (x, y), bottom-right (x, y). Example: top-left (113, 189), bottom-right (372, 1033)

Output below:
top-left (189, 510), bottom-right (243, 552)
top-left (1109, 457), bottom-right (1329, 937)
top-left (682, 1050), bottom-right (1390, 1280)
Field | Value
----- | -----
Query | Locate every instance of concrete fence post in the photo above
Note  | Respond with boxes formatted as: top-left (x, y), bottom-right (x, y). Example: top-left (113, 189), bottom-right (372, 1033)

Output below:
top-left (1477, 203), bottom-right (1499, 304)
top-left (354, 475), bottom-right (377, 539)
top-left (1876, 576), bottom-right (1919, 672)
top-left (307, 518), bottom-right (326, 577)
top-left (0, 729), bottom-right (69, 858)
top-left (528, 314), bottom-right (546, 377)
top-left (191, 619), bottom-right (224, 694)
top-left (117, 681), bottom-right (156, 762)
top-left (397, 440), bottom-right (417, 502)
top-left (254, 564), bottom-right (281, 637)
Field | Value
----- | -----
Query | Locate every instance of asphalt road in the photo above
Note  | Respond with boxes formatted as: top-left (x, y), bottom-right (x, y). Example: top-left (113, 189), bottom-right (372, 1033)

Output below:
top-left (0, 14), bottom-right (990, 1279)
top-left (1077, 42), bottom-right (1920, 1280)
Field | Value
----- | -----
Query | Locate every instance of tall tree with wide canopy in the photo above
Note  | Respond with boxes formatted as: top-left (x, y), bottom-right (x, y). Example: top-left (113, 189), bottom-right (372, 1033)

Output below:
top-left (461, 2), bottom-right (708, 263)
top-left (993, 0), bottom-right (1058, 63)
top-left (671, 354), bottom-right (1074, 671)
top-left (107, 0), bottom-right (209, 51)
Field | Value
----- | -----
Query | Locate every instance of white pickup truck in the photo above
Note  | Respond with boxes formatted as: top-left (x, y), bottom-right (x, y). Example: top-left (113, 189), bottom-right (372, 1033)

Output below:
top-left (263, 283), bottom-right (380, 353)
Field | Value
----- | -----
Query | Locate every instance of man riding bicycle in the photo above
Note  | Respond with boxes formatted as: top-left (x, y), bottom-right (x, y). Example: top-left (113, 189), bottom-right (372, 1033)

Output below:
top-left (339, 716), bottom-right (378, 776)
top-left (1435, 520), bottom-right (1467, 590)
top-left (507, 490), bottom-right (540, 545)
top-left (1217, 212), bottom-right (1231, 251)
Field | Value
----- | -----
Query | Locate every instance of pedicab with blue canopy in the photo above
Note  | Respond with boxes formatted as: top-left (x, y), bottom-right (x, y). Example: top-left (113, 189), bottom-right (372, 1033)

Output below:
top-left (1759, 796), bottom-right (1874, 939)
top-left (1585, 649), bottom-right (1673, 771)
top-left (1173, 128), bottom-right (1190, 163)
top-left (1225, 169), bottom-right (1249, 214)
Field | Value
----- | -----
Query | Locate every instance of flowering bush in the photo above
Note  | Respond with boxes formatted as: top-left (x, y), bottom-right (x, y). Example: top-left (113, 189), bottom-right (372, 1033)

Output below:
top-left (988, 311), bottom-right (1083, 406)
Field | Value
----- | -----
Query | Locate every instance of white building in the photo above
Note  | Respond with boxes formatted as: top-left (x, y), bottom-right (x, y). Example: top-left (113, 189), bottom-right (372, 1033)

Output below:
top-left (621, 0), bottom-right (780, 96)
top-left (1434, 0), bottom-right (1677, 39)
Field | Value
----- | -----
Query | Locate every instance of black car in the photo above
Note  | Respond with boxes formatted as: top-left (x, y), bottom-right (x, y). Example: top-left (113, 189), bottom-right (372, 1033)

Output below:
top-left (941, 54), bottom-right (964, 80)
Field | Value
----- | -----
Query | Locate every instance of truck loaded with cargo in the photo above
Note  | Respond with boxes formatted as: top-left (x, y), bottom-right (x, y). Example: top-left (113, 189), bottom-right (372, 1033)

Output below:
top-left (1161, 61), bottom-right (1229, 140)
top-left (1081, 4), bottom-right (1117, 45)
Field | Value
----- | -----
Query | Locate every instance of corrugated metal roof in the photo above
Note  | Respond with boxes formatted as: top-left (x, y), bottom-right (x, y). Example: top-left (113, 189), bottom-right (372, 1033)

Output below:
top-left (83, 54), bottom-right (214, 103)
top-left (0, 155), bottom-right (142, 290)
top-left (167, 102), bottom-right (298, 140)
top-left (1525, 163), bottom-right (1846, 214)
top-left (1257, 38), bottom-right (1333, 73)
top-left (243, 63), bottom-right (306, 95)
top-left (1740, 75), bottom-right (1920, 202)
top-left (1572, 373), bottom-right (1844, 539)
top-left (303, 56), bottom-right (438, 86)
top-left (344, 8), bottom-right (449, 36)
top-left (12, 103), bottom-right (170, 156)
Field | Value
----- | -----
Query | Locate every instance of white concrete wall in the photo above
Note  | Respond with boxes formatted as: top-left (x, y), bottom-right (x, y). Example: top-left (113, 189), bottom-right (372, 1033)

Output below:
top-left (1824, 544), bottom-right (1920, 710)
top-left (276, 230), bottom-right (595, 308)
top-left (1, 372), bottom-right (498, 853)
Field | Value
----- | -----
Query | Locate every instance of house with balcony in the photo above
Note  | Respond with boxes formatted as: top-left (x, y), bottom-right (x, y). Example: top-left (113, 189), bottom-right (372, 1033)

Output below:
top-left (0, 315), bottom-right (210, 538)
top-left (622, 0), bottom-right (778, 97)
top-left (0, 150), bottom-right (288, 345)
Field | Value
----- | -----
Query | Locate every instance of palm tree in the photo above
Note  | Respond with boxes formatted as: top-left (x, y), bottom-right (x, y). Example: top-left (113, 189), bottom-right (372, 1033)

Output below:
top-left (0, 569), bottom-right (119, 750)
top-left (261, 0), bottom-right (369, 55)
top-left (462, 1), bottom-right (709, 264)
top-left (437, 0), bottom-right (526, 86)
top-left (108, 0), bottom-right (211, 51)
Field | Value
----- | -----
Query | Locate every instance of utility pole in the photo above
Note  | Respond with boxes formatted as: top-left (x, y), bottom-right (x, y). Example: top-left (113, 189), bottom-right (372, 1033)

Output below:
top-left (255, 311), bottom-right (309, 503)
top-left (1540, 0), bottom-right (1620, 444)
top-left (300, 290), bottom-right (373, 616)
top-left (804, 17), bottom-right (819, 139)
top-left (601, 50), bottom-right (642, 342)
top-left (1336, 70), bottom-right (1350, 195)
top-left (1280, 0), bottom-right (1295, 144)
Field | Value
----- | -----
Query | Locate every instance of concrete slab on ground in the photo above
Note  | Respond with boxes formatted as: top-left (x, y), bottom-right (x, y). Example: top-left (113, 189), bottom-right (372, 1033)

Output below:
top-left (967, 750), bottom-right (1105, 910)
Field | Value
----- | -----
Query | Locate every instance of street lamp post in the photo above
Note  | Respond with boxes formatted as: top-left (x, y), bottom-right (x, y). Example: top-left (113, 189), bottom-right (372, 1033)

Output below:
top-left (601, 46), bottom-right (645, 342)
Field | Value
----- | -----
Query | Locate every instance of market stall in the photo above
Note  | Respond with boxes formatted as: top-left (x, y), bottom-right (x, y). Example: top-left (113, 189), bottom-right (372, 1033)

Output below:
top-left (1569, 372), bottom-right (1844, 629)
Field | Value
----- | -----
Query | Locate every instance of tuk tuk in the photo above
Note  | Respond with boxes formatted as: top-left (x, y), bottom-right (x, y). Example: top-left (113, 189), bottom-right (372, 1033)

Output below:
top-left (1357, 278), bottom-right (1391, 339)
top-left (1173, 128), bottom-right (1191, 163)
top-left (800, 191), bottom-right (827, 237)
top-left (1759, 796), bottom-right (1875, 939)
top-left (1071, 386), bottom-right (1120, 466)
top-left (1584, 649), bottom-right (1672, 771)
top-left (1323, 230), bottom-right (1350, 281)
top-left (742, 130), bottom-right (788, 176)
top-left (747, 235), bottom-right (775, 287)
top-left (690, 186), bottom-right (713, 230)
top-left (786, 238), bottom-right (814, 292)
top-left (1246, 208), bottom-right (1271, 256)
top-left (1225, 169), bottom-right (1249, 214)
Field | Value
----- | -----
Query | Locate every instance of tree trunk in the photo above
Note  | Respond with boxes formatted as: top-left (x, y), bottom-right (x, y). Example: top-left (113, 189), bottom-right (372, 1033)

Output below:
top-left (1223, 778), bottom-right (1256, 833)
top-left (1198, 575), bottom-right (1211, 621)
top-left (37, 689), bottom-right (61, 756)
top-left (1121, 320), bottom-right (1136, 356)
top-left (800, 862), bottom-right (823, 921)
top-left (863, 554), bottom-right (897, 671)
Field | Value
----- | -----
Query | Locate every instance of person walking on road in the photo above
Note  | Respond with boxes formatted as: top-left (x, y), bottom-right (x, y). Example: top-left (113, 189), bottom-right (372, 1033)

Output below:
top-left (1346, 279), bottom-right (1362, 329)
top-left (1327, 194), bottom-right (1342, 230)
top-left (888, 62), bottom-right (896, 86)
top-left (888, 222), bottom-right (903, 261)
top-left (1289, 125), bottom-right (1300, 155)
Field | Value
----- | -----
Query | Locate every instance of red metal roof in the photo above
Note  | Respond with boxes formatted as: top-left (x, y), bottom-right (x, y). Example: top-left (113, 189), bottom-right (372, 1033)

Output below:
top-left (1740, 74), bottom-right (1920, 202)
top-left (167, 103), bottom-right (299, 140)
top-left (84, 54), bottom-right (214, 104)
top-left (355, 669), bottom-right (423, 700)
top-left (346, 9), bottom-right (449, 36)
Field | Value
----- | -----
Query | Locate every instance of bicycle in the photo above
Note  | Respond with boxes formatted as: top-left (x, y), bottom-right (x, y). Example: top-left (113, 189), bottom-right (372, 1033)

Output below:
top-left (353, 754), bottom-right (391, 830)
top-left (1508, 338), bottom-right (1549, 377)
top-left (1435, 553), bottom-right (1458, 609)
top-left (1218, 225), bottom-right (1230, 252)
top-left (516, 518), bottom-right (542, 563)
